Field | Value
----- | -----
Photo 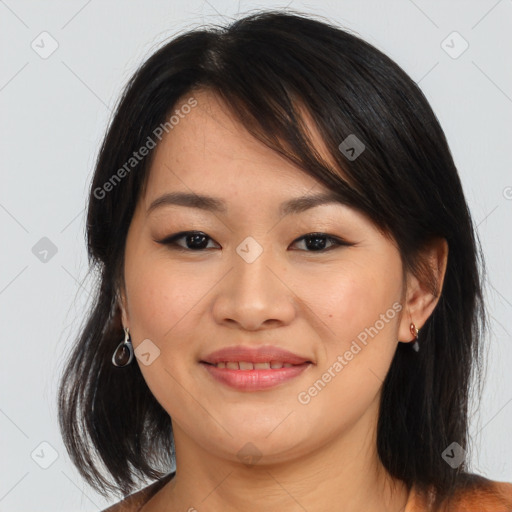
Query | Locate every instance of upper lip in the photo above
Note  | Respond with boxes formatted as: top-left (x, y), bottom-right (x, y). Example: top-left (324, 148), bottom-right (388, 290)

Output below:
top-left (201, 345), bottom-right (312, 365)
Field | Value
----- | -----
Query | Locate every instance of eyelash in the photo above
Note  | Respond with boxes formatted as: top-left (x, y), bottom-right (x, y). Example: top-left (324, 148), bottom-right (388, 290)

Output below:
top-left (155, 230), bottom-right (354, 253)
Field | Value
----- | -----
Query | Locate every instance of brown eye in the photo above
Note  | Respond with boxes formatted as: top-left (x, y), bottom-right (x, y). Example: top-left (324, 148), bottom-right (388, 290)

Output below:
top-left (290, 233), bottom-right (353, 252)
top-left (156, 231), bottom-right (220, 251)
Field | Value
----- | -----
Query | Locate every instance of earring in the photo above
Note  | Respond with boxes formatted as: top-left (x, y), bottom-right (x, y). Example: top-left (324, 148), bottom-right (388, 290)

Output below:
top-left (112, 327), bottom-right (134, 367)
top-left (410, 323), bottom-right (420, 352)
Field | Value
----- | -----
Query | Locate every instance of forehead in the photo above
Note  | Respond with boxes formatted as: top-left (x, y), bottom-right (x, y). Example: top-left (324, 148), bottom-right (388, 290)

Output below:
top-left (142, 89), bottom-right (337, 205)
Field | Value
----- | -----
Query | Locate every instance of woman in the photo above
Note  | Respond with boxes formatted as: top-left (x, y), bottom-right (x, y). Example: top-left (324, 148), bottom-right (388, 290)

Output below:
top-left (58, 10), bottom-right (512, 512)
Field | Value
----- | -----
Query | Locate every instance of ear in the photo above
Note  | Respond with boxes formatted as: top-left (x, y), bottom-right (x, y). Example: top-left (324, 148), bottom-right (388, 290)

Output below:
top-left (398, 237), bottom-right (448, 343)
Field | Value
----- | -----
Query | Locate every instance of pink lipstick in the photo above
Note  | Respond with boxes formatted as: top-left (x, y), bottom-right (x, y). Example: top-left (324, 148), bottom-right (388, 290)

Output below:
top-left (200, 345), bottom-right (312, 391)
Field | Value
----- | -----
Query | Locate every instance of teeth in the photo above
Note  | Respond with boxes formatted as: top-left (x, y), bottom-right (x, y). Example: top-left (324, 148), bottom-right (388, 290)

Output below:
top-left (213, 361), bottom-right (297, 369)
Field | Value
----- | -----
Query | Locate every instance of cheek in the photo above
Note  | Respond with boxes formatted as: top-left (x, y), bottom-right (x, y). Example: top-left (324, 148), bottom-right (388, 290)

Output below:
top-left (294, 258), bottom-right (402, 344)
top-left (123, 252), bottom-right (226, 395)
top-left (294, 258), bottom-right (403, 414)
top-left (123, 255), bottom-right (215, 415)
top-left (124, 252), bottom-right (213, 340)
top-left (295, 258), bottom-right (403, 409)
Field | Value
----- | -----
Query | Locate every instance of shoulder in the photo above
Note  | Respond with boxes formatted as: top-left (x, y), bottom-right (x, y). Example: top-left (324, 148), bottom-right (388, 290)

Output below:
top-left (406, 473), bottom-right (512, 512)
top-left (101, 472), bottom-right (176, 512)
top-left (440, 473), bottom-right (512, 511)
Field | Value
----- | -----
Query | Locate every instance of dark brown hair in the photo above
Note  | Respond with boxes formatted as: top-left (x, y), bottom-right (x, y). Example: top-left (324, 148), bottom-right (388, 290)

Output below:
top-left (58, 9), bottom-right (486, 507)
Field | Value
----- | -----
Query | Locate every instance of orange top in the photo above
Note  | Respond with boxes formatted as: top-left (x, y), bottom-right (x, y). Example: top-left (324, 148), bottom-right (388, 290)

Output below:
top-left (404, 474), bottom-right (512, 512)
top-left (104, 472), bottom-right (512, 511)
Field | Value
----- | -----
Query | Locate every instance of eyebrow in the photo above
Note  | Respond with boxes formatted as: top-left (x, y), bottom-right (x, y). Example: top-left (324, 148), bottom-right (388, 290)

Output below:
top-left (146, 191), bottom-right (344, 217)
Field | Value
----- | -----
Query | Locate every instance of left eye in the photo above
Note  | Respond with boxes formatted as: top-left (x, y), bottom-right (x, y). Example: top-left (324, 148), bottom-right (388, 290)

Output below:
top-left (155, 231), bottom-right (352, 252)
top-left (290, 233), bottom-right (350, 252)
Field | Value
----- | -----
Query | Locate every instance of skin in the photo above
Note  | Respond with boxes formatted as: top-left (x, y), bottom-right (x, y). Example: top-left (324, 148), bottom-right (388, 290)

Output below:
top-left (119, 89), bottom-right (448, 512)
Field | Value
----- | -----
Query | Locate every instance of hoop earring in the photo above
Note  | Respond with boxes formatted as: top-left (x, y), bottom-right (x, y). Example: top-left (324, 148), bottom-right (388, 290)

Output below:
top-left (112, 327), bottom-right (134, 367)
top-left (410, 323), bottom-right (420, 352)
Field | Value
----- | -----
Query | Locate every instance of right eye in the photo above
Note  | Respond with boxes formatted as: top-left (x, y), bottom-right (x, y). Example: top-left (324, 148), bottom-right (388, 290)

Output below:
top-left (155, 231), bottom-right (221, 251)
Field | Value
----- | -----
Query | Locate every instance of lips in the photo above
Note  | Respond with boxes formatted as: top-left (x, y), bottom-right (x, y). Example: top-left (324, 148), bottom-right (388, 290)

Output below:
top-left (201, 345), bottom-right (311, 365)
top-left (200, 345), bottom-right (313, 391)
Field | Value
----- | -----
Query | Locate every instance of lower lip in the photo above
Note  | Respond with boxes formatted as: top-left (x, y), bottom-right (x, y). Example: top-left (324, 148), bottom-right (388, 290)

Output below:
top-left (201, 362), bottom-right (311, 391)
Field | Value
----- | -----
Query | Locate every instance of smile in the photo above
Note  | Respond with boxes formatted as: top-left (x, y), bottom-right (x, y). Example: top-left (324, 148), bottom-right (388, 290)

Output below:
top-left (201, 360), bottom-right (312, 391)
top-left (209, 361), bottom-right (295, 369)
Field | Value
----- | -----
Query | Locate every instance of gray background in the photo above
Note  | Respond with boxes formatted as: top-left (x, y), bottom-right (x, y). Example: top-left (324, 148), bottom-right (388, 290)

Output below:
top-left (1, 0), bottom-right (511, 510)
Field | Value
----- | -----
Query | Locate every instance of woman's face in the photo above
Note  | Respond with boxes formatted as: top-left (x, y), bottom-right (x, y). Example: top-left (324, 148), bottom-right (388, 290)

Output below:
top-left (121, 89), bottom-right (410, 466)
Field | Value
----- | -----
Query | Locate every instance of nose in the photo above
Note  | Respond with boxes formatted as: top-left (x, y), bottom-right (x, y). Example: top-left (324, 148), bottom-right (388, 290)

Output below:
top-left (211, 245), bottom-right (297, 331)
